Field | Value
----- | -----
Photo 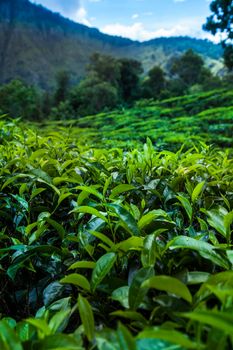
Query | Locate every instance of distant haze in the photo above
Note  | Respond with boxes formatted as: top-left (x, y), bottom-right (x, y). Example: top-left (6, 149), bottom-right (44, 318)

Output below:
top-left (32, 0), bottom-right (219, 42)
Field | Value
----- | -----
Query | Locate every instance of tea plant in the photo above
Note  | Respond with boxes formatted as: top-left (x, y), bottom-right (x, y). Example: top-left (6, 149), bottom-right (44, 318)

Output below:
top-left (0, 111), bottom-right (233, 349)
top-left (41, 88), bottom-right (233, 150)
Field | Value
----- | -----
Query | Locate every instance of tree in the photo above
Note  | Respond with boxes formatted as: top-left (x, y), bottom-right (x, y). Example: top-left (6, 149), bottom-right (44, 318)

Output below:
top-left (70, 73), bottom-right (119, 116)
top-left (50, 101), bottom-right (74, 120)
top-left (203, 0), bottom-right (233, 70)
top-left (41, 91), bottom-right (52, 117)
top-left (88, 53), bottom-right (121, 87)
top-left (165, 78), bottom-right (187, 97)
top-left (54, 71), bottom-right (70, 106)
top-left (142, 66), bottom-right (166, 99)
top-left (88, 53), bottom-right (143, 104)
top-left (0, 80), bottom-right (42, 120)
top-left (118, 58), bottom-right (143, 102)
top-left (223, 45), bottom-right (233, 70)
top-left (170, 49), bottom-right (206, 87)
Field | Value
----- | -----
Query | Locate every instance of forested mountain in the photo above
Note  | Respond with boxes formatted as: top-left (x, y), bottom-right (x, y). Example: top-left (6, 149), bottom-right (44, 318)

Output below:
top-left (0, 0), bottom-right (223, 89)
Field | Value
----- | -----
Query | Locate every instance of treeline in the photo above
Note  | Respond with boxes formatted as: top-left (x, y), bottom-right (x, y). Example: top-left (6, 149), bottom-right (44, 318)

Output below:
top-left (0, 49), bottom-right (232, 120)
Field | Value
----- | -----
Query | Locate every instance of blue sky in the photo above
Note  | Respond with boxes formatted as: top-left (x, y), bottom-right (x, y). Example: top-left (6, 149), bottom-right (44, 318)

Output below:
top-left (32, 0), bottom-right (216, 42)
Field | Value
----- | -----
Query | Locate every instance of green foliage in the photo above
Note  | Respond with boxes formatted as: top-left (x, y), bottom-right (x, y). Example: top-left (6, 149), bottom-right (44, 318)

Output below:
top-left (118, 58), bottom-right (143, 102)
top-left (223, 46), bottom-right (233, 70)
top-left (0, 116), bottom-right (232, 349)
top-left (0, 50), bottom-right (227, 120)
top-left (53, 88), bottom-right (233, 149)
top-left (70, 72), bottom-right (119, 115)
top-left (0, 80), bottom-right (42, 120)
top-left (88, 53), bottom-right (122, 87)
top-left (170, 49), bottom-right (214, 89)
top-left (68, 54), bottom-right (144, 116)
top-left (54, 71), bottom-right (70, 106)
top-left (203, 0), bottom-right (233, 70)
top-left (142, 66), bottom-right (166, 99)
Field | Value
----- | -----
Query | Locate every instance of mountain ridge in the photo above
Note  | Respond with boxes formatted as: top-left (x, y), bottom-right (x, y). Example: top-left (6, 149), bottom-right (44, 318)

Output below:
top-left (0, 0), bottom-right (223, 89)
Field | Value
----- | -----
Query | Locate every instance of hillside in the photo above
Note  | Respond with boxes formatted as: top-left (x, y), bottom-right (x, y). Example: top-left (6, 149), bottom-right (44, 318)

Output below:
top-left (0, 0), bottom-right (223, 89)
top-left (40, 89), bottom-right (233, 149)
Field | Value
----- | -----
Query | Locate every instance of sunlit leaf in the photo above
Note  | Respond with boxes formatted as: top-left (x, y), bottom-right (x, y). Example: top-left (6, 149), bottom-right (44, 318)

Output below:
top-left (0, 320), bottom-right (23, 350)
top-left (191, 181), bottom-right (205, 202)
top-left (181, 310), bottom-right (233, 335)
top-left (70, 206), bottom-right (108, 223)
top-left (138, 210), bottom-right (169, 230)
top-left (75, 185), bottom-right (104, 201)
top-left (60, 274), bottom-right (91, 291)
top-left (142, 275), bottom-right (192, 303)
top-left (68, 261), bottom-right (96, 270)
top-left (176, 195), bottom-right (193, 222)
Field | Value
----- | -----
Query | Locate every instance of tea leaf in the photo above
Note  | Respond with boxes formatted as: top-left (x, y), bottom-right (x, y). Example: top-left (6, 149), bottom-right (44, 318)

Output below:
top-left (182, 310), bottom-right (233, 335)
top-left (168, 236), bottom-right (230, 269)
top-left (91, 252), bottom-right (117, 291)
top-left (110, 184), bottom-right (135, 199)
top-left (78, 294), bottom-right (95, 342)
top-left (142, 275), bottom-right (192, 303)
top-left (176, 195), bottom-right (193, 222)
top-left (191, 181), bottom-right (205, 202)
top-left (60, 274), bottom-right (91, 291)
top-left (70, 206), bottom-right (108, 223)
top-left (0, 320), bottom-right (23, 350)
top-left (128, 267), bottom-right (154, 310)
top-left (137, 328), bottom-right (197, 349)
top-left (108, 203), bottom-right (140, 236)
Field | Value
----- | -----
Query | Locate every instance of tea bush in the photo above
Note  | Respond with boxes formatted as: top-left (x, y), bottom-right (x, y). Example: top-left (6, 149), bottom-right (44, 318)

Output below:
top-left (41, 89), bottom-right (233, 150)
top-left (0, 114), bottom-right (233, 349)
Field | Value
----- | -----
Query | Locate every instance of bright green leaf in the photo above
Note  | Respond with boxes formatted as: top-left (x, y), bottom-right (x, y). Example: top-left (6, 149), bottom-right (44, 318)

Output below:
top-left (60, 274), bottom-right (91, 291)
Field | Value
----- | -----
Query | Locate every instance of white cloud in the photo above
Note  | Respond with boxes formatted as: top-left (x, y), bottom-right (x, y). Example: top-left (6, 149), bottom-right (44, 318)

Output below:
top-left (63, 0), bottom-right (94, 27)
top-left (73, 6), bottom-right (91, 26)
top-left (101, 19), bottom-right (221, 42)
top-left (132, 14), bottom-right (139, 19)
top-left (33, 0), bottom-right (92, 25)
top-left (102, 22), bottom-right (146, 41)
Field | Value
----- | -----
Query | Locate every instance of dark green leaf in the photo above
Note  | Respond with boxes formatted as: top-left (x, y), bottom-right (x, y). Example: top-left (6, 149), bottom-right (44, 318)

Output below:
top-left (128, 267), bottom-right (154, 310)
top-left (108, 203), bottom-right (140, 236)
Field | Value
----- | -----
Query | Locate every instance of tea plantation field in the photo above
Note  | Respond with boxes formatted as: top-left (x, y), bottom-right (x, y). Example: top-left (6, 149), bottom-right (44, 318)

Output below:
top-left (0, 89), bottom-right (233, 349)
top-left (44, 89), bottom-right (233, 149)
